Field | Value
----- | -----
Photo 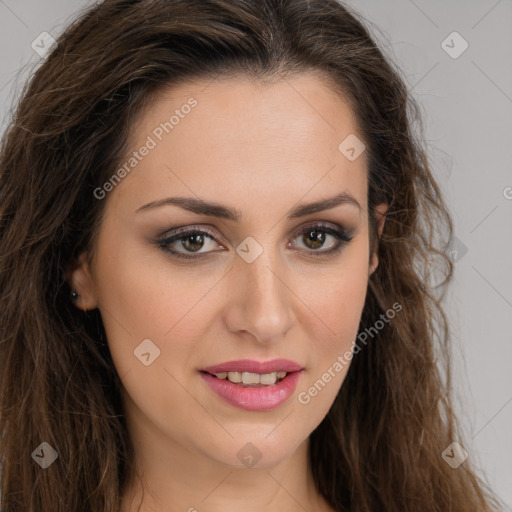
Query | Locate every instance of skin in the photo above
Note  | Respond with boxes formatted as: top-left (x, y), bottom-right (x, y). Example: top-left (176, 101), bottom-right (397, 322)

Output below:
top-left (69, 71), bottom-right (387, 512)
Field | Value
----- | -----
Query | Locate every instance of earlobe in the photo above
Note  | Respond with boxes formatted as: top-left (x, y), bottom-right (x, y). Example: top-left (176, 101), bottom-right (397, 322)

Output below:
top-left (66, 251), bottom-right (98, 311)
top-left (375, 203), bottom-right (387, 238)
top-left (369, 253), bottom-right (379, 276)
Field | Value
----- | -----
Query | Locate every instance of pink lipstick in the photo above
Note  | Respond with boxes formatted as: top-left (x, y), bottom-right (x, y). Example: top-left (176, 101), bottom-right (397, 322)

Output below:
top-left (199, 359), bottom-right (303, 411)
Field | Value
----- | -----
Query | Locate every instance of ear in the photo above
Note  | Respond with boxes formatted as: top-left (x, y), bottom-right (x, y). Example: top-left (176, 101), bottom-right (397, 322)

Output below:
top-left (369, 202), bottom-right (388, 276)
top-left (65, 251), bottom-right (99, 311)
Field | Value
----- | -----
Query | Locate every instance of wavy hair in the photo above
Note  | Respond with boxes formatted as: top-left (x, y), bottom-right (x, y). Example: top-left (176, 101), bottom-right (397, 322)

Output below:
top-left (0, 0), bottom-right (504, 510)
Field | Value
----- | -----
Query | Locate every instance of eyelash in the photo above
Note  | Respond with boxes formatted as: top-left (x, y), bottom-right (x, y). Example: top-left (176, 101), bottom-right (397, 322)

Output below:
top-left (155, 222), bottom-right (354, 261)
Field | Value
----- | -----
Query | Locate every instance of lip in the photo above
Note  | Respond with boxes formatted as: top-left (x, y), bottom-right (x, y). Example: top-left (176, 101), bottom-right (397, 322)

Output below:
top-left (199, 359), bottom-right (304, 411)
top-left (201, 358), bottom-right (303, 374)
top-left (199, 370), bottom-right (303, 411)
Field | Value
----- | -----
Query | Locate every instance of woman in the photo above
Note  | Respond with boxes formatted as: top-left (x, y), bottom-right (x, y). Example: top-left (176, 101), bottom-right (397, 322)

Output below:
top-left (0, 0), bottom-right (505, 510)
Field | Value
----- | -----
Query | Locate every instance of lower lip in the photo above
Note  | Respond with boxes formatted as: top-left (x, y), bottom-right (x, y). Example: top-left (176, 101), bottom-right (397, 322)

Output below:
top-left (199, 371), bottom-right (303, 411)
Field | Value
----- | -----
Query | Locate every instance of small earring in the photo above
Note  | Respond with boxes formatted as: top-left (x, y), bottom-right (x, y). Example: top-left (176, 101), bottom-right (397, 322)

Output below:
top-left (71, 289), bottom-right (79, 301)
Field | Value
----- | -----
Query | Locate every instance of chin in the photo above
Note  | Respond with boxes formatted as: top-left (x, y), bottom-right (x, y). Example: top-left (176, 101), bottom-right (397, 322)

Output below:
top-left (202, 432), bottom-right (307, 470)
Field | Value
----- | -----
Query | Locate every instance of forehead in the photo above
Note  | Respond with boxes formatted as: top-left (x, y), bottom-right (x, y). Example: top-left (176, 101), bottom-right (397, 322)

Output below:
top-left (113, 72), bottom-right (367, 214)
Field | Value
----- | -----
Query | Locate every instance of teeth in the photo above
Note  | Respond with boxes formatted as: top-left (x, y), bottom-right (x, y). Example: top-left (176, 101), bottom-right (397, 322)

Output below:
top-left (214, 371), bottom-right (288, 385)
top-left (227, 371), bottom-right (242, 383)
top-left (259, 372), bottom-right (277, 385)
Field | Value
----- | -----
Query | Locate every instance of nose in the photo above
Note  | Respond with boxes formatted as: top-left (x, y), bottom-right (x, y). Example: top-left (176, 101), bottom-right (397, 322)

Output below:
top-left (223, 247), bottom-right (295, 345)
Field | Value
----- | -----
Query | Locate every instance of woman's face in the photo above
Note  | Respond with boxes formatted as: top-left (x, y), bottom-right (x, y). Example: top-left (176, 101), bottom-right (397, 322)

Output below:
top-left (72, 72), bottom-right (385, 471)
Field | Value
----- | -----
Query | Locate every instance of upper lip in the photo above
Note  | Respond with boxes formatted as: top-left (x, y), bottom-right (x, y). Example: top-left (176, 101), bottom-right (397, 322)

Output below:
top-left (200, 359), bottom-right (303, 374)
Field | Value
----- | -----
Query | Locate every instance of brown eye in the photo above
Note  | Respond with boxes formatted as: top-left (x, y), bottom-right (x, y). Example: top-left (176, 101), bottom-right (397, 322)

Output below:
top-left (156, 223), bottom-right (354, 261)
top-left (157, 227), bottom-right (224, 259)
top-left (301, 229), bottom-right (326, 250)
top-left (181, 233), bottom-right (206, 252)
top-left (290, 223), bottom-right (354, 258)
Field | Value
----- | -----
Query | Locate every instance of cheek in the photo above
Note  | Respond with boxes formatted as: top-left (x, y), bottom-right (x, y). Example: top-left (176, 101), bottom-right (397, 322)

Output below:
top-left (292, 239), bottom-right (369, 409)
top-left (299, 238), bottom-right (370, 347)
top-left (92, 235), bottom-right (224, 380)
top-left (91, 244), bottom-right (216, 438)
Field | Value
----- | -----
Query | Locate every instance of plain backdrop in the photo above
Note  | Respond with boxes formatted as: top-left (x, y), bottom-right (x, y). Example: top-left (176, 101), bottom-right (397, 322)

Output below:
top-left (0, 0), bottom-right (511, 507)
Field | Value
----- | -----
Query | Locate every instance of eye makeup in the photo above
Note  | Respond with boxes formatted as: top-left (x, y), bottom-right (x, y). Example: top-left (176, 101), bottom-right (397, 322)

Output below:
top-left (153, 221), bottom-right (355, 261)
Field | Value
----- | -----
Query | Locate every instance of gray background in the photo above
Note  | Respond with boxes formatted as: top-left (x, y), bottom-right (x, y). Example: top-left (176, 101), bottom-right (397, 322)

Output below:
top-left (0, 0), bottom-right (510, 507)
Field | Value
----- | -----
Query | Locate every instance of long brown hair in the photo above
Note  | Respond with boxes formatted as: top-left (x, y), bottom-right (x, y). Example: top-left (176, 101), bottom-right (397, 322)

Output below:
top-left (0, 0), bottom-right (504, 510)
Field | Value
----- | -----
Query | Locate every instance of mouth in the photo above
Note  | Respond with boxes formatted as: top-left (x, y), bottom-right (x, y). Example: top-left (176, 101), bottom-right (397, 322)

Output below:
top-left (198, 359), bottom-right (304, 411)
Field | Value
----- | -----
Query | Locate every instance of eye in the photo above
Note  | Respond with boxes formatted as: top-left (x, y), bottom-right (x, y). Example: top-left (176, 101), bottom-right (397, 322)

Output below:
top-left (289, 222), bottom-right (354, 257)
top-left (156, 226), bottom-right (223, 260)
top-left (155, 222), bottom-right (354, 260)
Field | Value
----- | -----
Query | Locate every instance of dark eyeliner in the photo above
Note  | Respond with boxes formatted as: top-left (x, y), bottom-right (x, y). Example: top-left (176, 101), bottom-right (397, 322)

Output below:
top-left (155, 226), bottom-right (220, 260)
top-left (155, 222), bottom-right (354, 260)
top-left (293, 223), bottom-right (354, 258)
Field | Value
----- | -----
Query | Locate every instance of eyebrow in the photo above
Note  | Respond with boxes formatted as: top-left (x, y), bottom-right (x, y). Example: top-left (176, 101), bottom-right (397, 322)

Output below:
top-left (135, 191), bottom-right (362, 220)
